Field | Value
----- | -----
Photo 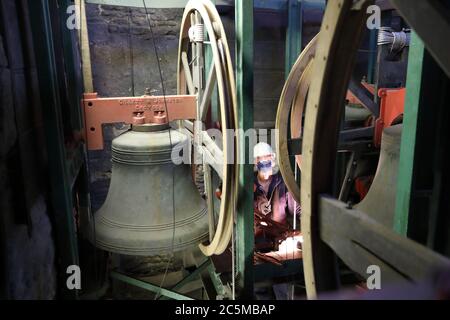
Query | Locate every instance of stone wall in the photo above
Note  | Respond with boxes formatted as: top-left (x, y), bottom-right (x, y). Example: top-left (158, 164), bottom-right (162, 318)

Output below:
top-left (86, 5), bottom-right (183, 97)
top-left (0, 0), bottom-right (57, 300)
top-left (85, 4), bottom-right (295, 208)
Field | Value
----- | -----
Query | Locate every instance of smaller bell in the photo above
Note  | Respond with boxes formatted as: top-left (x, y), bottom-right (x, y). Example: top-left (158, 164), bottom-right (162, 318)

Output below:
top-left (356, 125), bottom-right (402, 227)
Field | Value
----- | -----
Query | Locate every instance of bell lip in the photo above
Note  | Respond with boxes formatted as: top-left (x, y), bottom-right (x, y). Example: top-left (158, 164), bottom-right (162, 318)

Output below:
top-left (131, 123), bottom-right (170, 133)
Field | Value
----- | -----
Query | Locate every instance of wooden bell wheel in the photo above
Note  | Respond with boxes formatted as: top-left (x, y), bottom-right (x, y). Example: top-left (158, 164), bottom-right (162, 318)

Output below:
top-left (276, 35), bottom-right (318, 203)
top-left (177, 0), bottom-right (238, 256)
top-left (300, 0), bottom-right (450, 299)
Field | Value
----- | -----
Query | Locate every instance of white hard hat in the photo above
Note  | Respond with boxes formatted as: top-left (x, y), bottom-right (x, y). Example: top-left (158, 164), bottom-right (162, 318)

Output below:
top-left (254, 142), bottom-right (274, 159)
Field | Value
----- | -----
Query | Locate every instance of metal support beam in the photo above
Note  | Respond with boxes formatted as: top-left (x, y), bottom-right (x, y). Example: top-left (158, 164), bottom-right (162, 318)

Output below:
top-left (348, 78), bottom-right (379, 116)
top-left (285, 0), bottom-right (303, 76)
top-left (367, 28), bottom-right (378, 83)
top-left (394, 32), bottom-right (425, 236)
top-left (27, 0), bottom-right (80, 299)
top-left (395, 30), bottom-right (450, 249)
top-left (235, 0), bottom-right (254, 299)
top-left (159, 260), bottom-right (212, 300)
top-left (111, 272), bottom-right (193, 300)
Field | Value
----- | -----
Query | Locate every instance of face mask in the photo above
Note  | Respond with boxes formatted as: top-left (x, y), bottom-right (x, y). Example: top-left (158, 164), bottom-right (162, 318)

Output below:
top-left (257, 160), bottom-right (272, 172)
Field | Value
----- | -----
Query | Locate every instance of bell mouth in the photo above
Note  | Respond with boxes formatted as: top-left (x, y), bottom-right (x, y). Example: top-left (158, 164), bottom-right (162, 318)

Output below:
top-left (131, 123), bottom-right (171, 133)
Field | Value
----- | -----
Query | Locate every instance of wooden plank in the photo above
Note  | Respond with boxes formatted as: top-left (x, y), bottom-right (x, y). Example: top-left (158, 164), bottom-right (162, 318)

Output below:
top-left (320, 196), bottom-right (450, 281)
top-left (322, 230), bottom-right (410, 284)
top-left (75, 0), bottom-right (94, 93)
top-left (301, 0), bottom-right (372, 299)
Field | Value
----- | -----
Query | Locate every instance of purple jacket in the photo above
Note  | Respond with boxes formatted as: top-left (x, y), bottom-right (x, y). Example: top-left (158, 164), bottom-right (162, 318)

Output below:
top-left (254, 172), bottom-right (300, 226)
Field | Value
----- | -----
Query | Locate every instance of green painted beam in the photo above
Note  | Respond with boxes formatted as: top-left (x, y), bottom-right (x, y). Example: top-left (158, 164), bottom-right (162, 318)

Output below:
top-left (111, 272), bottom-right (193, 300)
top-left (285, 0), bottom-right (325, 76)
top-left (27, 0), bottom-right (80, 299)
top-left (394, 32), bottom-right (425, 235)
top-left (285, 0), bottom-right (303, 77)
top-left (159, 260), bottom-right (211, 300)
top-left (235, 0), bottom-right (254, 300)
top-left (367, 28), bottom-right (378, 84)
top-left (207, 264), bottom-right (227, 298)
top-left (59, 0), bottom-right (85, 130)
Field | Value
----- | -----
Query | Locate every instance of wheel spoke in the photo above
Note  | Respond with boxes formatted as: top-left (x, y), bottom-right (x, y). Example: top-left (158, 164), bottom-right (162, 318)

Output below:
top-left (178, 0), bottom-right (238, 257)
top-left (276, 35), bottom-right (317, 204)
top-left (182, 51), bottom-right (195, 95)
top-left (203, 163), bottom-right (216, 242)
top-left (200, 61), bottom-right (217, 121)
top-left (201, 132), bottom-right (224, 179)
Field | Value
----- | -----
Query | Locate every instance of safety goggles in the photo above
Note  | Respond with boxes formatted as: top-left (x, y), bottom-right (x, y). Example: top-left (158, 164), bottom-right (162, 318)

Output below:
top-left (257, 160), bottom-right (273, 172)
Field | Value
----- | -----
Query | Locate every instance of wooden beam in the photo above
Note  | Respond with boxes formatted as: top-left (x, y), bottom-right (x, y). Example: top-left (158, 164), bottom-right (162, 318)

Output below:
top-left (320, 197), bottom-right (450, 282)
top-left (181, 51), bottom-right (195, 95)
top-left (200, 61), bottom-right (217, 121)
top-left (76, 0), bottom-right (94, 92)
top-left (394, 32), bottom-right (425, 236)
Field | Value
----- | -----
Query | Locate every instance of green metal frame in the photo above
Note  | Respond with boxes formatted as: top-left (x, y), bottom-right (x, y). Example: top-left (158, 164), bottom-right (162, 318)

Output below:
top-left (367, 28), bottom-right (378, 84)
top-left (111, 260), bottom-right (214, 300)
top-left (235, 0), bottom-right (255, 300)
top-left (285, 0), bottom-right (303, 76)
top-left (27, 0), bottom-right (80, 299)
top-left (110, 272), bottom-right (194, 300)
top-left (285, 1), bottom-right (326, 76)
top-left (159, 260), bottom-right (212, 300)
top-left (394, 32), bottom-right (425, 235)
top-left (394, 29), bottom-right (450, 252)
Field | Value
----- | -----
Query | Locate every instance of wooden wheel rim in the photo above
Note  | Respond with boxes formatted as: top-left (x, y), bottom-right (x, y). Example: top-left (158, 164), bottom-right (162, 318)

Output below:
top-left (177, 0), bottom-right (238, 256)
top-left (300, 0), bottom-right (376, 299)
top-left (276, 35), bottom-right (318, 203)
top-left (300, 0), bottom-right (450, 299)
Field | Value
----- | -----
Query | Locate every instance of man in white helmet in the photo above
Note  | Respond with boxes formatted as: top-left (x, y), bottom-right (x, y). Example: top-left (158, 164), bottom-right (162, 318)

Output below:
top-left (253, 142), bottom-right (300, 247)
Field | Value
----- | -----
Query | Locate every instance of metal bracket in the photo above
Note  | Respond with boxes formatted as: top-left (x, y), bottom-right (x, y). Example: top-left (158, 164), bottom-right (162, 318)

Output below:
top-left (82, 93), bottom-right (197, 150)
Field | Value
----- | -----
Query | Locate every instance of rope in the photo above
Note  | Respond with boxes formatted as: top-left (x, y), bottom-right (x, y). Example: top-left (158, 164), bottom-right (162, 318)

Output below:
top-left (128, 8), bottom-right (135, 97)
top-left (141, 0), bottom-right (177, 300)
top-left (377, 27), bottom-right (411, 53)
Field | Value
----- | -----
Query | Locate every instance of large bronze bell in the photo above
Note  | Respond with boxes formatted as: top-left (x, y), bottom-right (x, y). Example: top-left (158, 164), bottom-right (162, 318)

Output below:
top-left (89, 123), bottom-right (209, 256)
